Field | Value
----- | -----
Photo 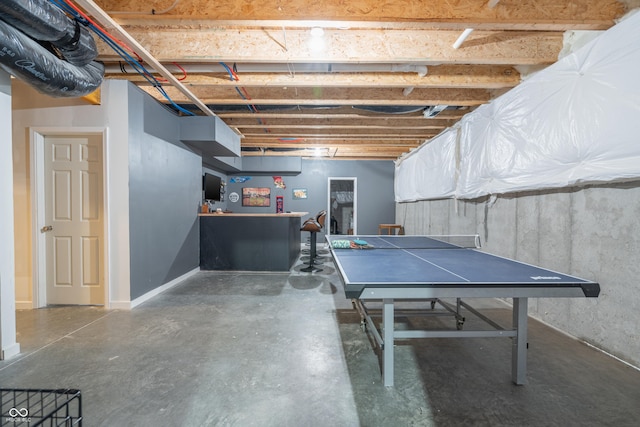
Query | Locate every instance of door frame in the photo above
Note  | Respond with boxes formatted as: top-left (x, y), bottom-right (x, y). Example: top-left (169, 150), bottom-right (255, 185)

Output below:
top-left (30, 127), bottom-right (109, 308)
top-left (327, 177), bottom-right (357, 236)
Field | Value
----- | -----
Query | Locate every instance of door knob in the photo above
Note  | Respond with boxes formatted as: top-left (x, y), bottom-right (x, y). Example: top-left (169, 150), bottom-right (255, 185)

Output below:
top-left (41, 225), bottom-right (53, 233)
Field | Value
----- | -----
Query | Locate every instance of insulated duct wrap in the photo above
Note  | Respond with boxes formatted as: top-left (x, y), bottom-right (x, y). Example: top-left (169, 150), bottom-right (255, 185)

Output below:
top-left (0, 20), bottom-right (104, 98)
top-left (0, 0), bottom-right (98, 66)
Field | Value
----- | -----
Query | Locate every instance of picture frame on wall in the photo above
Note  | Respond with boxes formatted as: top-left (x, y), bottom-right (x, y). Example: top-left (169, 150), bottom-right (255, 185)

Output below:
top-left (242, 187), bottom-right (271, 206)
top-left (293, 188), bottom-right (307, 199)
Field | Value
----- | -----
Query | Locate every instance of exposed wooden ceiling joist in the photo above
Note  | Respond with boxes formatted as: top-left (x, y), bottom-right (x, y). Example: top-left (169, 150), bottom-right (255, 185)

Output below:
top-left (96, 28), bottom-right (563, 65)
top-left (109, 65), bottom-right (520, 90)
top-left (89, 0), bottom-right (636, 161)
top-left (215, 107), bottom-right (470, 120)
top-left (97, 0), bottom-right (626, 29)
top-left (138, 85), bottom-right (497, 106)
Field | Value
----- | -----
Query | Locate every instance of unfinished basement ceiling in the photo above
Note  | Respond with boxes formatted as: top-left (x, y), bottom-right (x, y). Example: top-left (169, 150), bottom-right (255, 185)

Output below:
top-left (90, 0), bottom-right (636, 160)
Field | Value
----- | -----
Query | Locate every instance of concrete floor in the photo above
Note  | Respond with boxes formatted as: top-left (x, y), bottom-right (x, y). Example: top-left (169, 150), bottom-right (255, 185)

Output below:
top-left (2, 253), bottom-right (640, 426)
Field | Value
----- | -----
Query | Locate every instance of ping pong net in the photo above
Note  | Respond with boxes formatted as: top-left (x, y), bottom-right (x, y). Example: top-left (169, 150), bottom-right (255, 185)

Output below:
top-left (420, 234), bottom-right (482, 249)
top-left (331, 234), bottom-right (481, 250)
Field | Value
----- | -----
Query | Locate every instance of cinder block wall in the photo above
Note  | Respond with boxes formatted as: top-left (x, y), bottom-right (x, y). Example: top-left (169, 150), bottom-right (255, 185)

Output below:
top-left (396, 181), bottom-right (640, 368)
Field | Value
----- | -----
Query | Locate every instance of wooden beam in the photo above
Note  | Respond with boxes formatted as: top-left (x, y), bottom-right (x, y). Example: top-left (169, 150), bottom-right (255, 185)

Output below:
top-left (241, 137), bottom-right (425, 145)
top-left (238, 131), bottom-right (440, 140)
top-left (236, 123), bottom-right (445, 130)
top-left (97, 0), bottom-right (628, 30)
top-left (105, 65), bottom-right (521, 89)
top-left (138, 86), bottom-right (494, 106)
top-left (108, 17), bottom-right (622, 32)
top-left (96, 28), bottom-right (562, 66)
top-left (223, 116), bottom-right (455, 126)
top-left (242, 141), bottom-right (418, 149)
top-left (216, 106), bottom-right (471, 119)
top-left (240, 148), bottom-right (408, 159)
top-left (240, 129), bottom-right (439, 137)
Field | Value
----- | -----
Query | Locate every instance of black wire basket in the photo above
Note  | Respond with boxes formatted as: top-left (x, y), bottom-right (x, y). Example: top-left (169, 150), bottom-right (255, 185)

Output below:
top-left (1, 389), bottom-right (82, 426)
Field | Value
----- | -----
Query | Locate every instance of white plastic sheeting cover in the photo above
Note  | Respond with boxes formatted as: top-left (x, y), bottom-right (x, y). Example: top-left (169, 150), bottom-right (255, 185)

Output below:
top-left (394, 128), bottom-right (458, 202)
top-left (457, 11), bottom-right (640, 199)
top-left (396, 11), bottom-right (640, 202)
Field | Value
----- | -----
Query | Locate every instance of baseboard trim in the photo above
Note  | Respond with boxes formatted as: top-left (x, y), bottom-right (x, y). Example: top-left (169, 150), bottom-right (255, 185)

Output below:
top-left (1, 342), bottom-right (21, 361)
top-left (128, 268), bottom-right (200, 309)
top-left (15, 301), bottom-right (33, 310)
top-left (109, 300), bottom-right (132, 310)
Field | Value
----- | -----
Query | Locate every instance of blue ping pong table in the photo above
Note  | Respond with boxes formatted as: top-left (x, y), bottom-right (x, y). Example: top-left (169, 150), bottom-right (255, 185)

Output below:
top-left (327, 235), bottom-right (600, 387)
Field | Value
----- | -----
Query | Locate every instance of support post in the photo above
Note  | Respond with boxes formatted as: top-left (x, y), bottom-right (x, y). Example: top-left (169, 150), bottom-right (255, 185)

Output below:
top-left (512, 297), bottom-right (528, 385)
top-left (382, 298), bottom-right (395, 386)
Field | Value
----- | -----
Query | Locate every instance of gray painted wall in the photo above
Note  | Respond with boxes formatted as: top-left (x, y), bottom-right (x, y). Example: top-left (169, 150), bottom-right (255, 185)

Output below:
top-left (396, 181), bottom-right (640, 368)
top-left (224, 159), bottom-right (395, 237)
top-left (127, 87), bottom-right (201, 300)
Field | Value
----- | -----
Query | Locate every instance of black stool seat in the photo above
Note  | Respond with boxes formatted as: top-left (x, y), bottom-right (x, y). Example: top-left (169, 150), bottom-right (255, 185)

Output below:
top-left (300, 211), bottom-right (326, 272)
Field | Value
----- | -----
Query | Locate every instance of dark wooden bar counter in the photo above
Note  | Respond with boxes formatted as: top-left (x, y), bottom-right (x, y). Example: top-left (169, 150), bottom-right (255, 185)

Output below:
top-left (199, 212), bottom-right (308, 271)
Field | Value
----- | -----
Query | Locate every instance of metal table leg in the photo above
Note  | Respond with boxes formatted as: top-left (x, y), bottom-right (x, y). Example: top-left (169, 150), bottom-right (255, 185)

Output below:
top-left (382, 298), bottom-right (395, 386)
top-left (512, 297), bottom-right (528, 385)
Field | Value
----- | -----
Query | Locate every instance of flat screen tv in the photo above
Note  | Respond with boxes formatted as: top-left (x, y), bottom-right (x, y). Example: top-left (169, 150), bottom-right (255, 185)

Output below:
top-left (203, 173), bottom-right (222, 201)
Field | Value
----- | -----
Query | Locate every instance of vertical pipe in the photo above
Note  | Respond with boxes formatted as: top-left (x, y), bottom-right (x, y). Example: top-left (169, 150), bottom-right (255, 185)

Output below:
top-left (453, 28), bottom-right (474, 49)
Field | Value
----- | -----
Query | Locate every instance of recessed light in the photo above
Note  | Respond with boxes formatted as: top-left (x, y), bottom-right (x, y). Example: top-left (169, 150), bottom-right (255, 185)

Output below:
top-left (310, 27), bottom-right (325, 37)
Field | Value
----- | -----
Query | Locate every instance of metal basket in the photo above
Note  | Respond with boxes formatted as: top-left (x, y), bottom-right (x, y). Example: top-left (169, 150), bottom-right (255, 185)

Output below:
top-left (1, 389), bottom-right (82, 426)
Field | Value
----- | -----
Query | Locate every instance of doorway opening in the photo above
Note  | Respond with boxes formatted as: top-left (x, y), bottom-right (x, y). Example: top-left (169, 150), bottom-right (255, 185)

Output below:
top-left (327, 177), bottom-right (357, 236)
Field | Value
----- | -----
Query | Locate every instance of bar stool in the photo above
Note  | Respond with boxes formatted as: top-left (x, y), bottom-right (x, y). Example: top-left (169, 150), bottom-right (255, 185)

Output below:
top-left (300, 211), bottom-right (326, 272)
top-left (302, 210), bottom-right (326, 253)
top-left (315, 211), bottom-right (329, 255)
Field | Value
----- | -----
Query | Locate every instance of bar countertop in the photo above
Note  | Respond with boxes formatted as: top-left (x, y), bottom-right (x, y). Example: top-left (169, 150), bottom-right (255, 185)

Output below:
top-left (199, 212), bottom-right (308, 217)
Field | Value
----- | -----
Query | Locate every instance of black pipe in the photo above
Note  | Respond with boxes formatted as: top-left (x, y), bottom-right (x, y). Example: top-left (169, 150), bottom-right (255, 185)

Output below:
top-left (0, 20), bottom-right (103, 98)
top-left (0, 0), bottom-right (98, 66)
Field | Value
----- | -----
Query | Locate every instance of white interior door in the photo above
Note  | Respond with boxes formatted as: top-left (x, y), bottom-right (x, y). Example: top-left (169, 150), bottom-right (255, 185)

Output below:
top-left (43, 135), bottom-right (104, 305)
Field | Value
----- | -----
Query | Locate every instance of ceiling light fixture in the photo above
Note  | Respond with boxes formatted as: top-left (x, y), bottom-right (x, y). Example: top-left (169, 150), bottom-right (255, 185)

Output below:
top-left (309, 27), bottom-right (326, 52)
top-left (310, 27), bottom-right (325, 37)
top-left (312, 147), bottom-right (328, 157)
